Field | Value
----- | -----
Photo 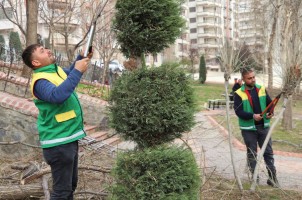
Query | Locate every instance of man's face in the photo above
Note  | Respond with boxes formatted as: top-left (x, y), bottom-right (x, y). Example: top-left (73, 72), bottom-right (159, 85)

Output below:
top-left (242, 71), bottom-right (256, 88)
top-left (31, 46), bottom-right (55, 69)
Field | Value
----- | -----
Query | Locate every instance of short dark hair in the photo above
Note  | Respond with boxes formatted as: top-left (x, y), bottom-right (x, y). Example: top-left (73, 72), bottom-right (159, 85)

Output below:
top-left (240, 67), bottom-right (254, 77)
top-left (22, 44), bottom-right (42, 69)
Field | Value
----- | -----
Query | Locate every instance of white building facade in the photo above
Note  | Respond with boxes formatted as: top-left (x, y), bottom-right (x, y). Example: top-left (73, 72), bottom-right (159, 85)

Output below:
top-left (188, 0), bottom-right (239, 65)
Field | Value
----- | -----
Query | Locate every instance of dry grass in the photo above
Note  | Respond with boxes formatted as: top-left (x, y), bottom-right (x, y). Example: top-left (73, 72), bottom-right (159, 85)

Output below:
top-left (200, 174), bottom-right (302, 200)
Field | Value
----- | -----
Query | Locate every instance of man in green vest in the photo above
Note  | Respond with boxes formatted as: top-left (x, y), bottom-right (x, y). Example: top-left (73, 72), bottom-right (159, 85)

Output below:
top-left (233, 67), bottom-right (279, 187)
top-left (22, 44), bottom-right (92, 199)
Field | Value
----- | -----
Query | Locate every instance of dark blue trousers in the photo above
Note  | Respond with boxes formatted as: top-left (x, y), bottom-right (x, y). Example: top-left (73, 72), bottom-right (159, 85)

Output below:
top-left (43, 141), bottom-right (79, 200)
top-left (242, 125), bottom-right (276, 174)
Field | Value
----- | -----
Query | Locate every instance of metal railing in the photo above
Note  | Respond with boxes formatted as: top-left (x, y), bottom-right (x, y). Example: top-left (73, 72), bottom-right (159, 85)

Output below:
top-left (0, 44), bottom-right (117, 98)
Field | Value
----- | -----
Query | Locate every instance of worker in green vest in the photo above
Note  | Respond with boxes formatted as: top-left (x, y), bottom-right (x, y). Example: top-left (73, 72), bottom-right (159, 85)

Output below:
top-left (22, 44), bottom-right (92, 199)
top-left (233, 67), bottom-right (279, 187)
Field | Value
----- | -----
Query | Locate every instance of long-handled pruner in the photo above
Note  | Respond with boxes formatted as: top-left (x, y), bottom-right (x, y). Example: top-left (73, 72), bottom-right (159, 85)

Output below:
top-left (75, 2), bottom-right (108, 57)
top-left (260, 92), bottom-right (283, 116)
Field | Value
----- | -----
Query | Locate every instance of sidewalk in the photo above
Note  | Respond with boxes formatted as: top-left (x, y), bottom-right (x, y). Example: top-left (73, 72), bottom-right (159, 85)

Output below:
top-left (185, 111), bottom-right (302, 191)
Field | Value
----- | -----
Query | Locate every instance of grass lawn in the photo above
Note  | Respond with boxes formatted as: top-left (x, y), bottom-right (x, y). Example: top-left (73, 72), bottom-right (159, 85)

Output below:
top-left (192, 81), bottom-right (302, 153)
top-left (213, 115), bottom-right (302, 153)
top-left (191, 81), bottom-right (231, 111)
top-left (76, 83), bottom-right (110, 100)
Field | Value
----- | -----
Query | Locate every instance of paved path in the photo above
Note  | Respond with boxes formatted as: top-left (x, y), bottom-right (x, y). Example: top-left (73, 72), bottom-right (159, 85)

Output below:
top-left (186, 111), bottom-right (302, 191)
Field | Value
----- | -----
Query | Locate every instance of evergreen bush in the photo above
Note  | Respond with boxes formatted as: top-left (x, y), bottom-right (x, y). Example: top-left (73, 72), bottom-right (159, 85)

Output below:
top-left (0, 35), bottom-right (5, 60)
top-left (108, 63), bottom-right (195, 148)
top-left (113, 0), bottom-right (185, 58)
top-left (110, 145), bottom-right (200, 200)
top-left (199, 55), bottom-right (206, 84)
top-left (9, 32), bottom-right (22, 60)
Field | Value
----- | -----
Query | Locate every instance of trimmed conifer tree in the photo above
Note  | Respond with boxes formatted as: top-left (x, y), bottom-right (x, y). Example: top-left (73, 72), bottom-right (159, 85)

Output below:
top-left (9, 32), bottom-right (22, 61)
top-left (109, 64), bottom-right (200, 199)
top-left (199, 55), bottom-right (207, 84)
top-left (0, 35), bottom-right (5, 60)
top-left (113, 0), bottom-right (185, 67)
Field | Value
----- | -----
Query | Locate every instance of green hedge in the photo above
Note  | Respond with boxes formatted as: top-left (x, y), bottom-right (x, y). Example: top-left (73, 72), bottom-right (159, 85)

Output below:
top-left (110, 145), bottom-right (200, 200)
top-left (108, 64), bottom-right (196, 148)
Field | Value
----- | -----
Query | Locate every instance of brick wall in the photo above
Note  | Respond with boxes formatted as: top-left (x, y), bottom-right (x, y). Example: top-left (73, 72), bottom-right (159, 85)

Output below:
top-left (0, 90), bottom-right (108, 158)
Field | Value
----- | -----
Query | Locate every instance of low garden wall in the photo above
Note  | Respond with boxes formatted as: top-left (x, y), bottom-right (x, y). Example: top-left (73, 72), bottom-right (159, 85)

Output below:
top-left (0, 91), bottom-right (108, 158)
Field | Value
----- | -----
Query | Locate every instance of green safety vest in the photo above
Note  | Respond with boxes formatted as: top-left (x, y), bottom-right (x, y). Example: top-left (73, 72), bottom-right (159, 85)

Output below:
top-left (30, 64), bottom-right (86, 148)
top-left (235, 84), bottom-right (270, 131)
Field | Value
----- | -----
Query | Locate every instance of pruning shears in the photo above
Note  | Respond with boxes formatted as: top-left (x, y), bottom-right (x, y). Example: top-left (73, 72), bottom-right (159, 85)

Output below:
top-left (260, 92), bottom-right (283, 116)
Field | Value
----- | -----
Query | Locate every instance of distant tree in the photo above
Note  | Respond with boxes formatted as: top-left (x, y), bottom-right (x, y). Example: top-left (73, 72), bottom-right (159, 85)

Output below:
top-left (113, 0), bottom-right (185, 68)
top-left (199, 55), bottom-right (206, 84)
top-left (0, 35), bottom-right (5, 60)
top-left (188, 46), bottom-right (199, 77)
top-left (9, 32), bottom-right (22, 61)
top-left (0, 35), bottom-right (4, 45)
top-left (0, 0), bottom-right (38, 77)
top-left (237, 43), bottom-right (262, 72)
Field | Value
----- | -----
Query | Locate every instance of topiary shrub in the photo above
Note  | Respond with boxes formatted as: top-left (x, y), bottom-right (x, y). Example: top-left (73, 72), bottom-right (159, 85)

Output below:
top-left (108, 63), bottom-right (196, 148)
top-left (110, 145), bottom-right (200, 200)
top-left (8, 31), bottom-right (22, 61)
top-left (0, 35), bottom-right (5, 60)
top-left (199, 55), bottom-right (207, 84)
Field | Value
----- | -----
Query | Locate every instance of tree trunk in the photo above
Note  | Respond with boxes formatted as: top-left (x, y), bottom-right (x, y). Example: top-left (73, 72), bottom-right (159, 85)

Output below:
top-left (101, 60), bottom-right (109, 85)
top-left (0, 184), bottom-right (44, 199)
top-left (224, 80), bottom-right (243, 192)
top-left (135, 56), bottom-right (142, 68)
top-left (282, 97), bottom-right (293, 130)
top-left (22, 0), bottom-right (38, 78)
top-left (267, 4), bottom-right (279, 91)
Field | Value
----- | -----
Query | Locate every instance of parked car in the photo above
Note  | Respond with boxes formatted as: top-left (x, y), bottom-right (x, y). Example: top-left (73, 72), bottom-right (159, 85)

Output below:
top-left (109, 60), bottom-right (125, 72)
top-left (93, 59), bottom-right (125, 72)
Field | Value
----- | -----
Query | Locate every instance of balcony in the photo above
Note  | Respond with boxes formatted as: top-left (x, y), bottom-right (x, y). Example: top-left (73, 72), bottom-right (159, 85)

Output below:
top-left (239, 25), bottom-right (255, 30)
top-left (239, 32), bottom-right (263, 38)
top-left (51, 17), bottom-right (79, 32)
top-left (198, 32), bottom-right (221, 38)
top-left (197, 11), bottom-right (221, 17)
top-left (0, 20), bottom-right (14, 31)
top-left (52, 33), bottom-right (79, 46)
top-left (47, 0), bottom-right (70, 10)
top-left (196, 0), bottom-right (221, 7)
top-left (199, 42), bottom-right (221, 48)
top-left (197, 21), bottom-right (221, 28)
top-left (238, 16), bottom-right (254, 22)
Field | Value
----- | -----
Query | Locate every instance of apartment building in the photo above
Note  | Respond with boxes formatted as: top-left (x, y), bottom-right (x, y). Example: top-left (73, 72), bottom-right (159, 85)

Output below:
top-left (145, 2), bottom-right (190, 67)
top-left (162, 2), bottom-right (190, 64)
top-left (188, 0), bottom-right (239, 66)
top-left (238, 0), bottom-right (265, 61)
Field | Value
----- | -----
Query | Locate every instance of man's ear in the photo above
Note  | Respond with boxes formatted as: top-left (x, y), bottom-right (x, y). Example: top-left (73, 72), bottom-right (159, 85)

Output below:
top-left (31, 59), bottom-right (40, 68)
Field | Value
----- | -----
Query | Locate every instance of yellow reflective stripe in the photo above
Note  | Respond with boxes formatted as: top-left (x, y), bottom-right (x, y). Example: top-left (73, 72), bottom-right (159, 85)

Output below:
top-left (55, 110), bottom-right (76, 122)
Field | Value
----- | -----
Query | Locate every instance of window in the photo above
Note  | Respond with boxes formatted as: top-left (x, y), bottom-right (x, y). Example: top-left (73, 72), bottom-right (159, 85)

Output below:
top-left (153, 54), bottom-right (157, 62)
top-left (0, 7), bottom-right (13, 20)
top-left (178, 43), bottom-right (183, 51)
top-left (181, 33), bottom-right (187, 40)
top-left (190, 18), bottom-right (196, 23)
top-left (190, 28), bottom-right (197, 33)
top-left (189, 7), bottom-right (196, 12)
top-left (191, 39), bottom-right (197, 44)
